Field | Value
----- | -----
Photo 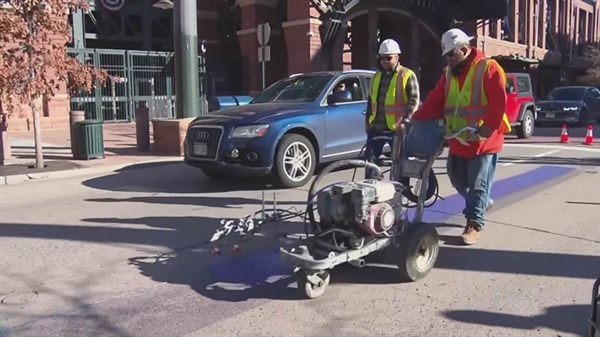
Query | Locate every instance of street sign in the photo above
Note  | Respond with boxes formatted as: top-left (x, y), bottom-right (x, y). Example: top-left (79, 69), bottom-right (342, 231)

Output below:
top-left (258, 46), bottom-right (271, 63)
top-left (257, 22), bottom-right (271, 46)
top-left (257, 22), bottom-right (271, 90)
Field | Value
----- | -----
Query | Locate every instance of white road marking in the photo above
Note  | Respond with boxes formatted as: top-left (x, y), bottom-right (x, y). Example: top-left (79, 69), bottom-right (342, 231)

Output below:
top-left (501, 149), bottom-right (562, 167)
top-left (504, 143), bottom-right (600, 153)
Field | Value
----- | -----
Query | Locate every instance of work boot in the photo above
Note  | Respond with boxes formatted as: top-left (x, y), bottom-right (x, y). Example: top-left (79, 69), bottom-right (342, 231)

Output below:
top-left (461, 220), bottom-right (482, 245)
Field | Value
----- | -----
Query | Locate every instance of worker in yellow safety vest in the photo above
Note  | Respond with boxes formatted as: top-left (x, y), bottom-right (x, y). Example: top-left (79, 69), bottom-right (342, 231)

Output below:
top-left (412, 28), bottom-right (513, 245)
top-left (364, 39), bottom-right (420, 179)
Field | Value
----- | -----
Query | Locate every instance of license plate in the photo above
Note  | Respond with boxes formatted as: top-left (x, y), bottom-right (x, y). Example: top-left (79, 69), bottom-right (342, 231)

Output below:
top-left (545, 112), bottom-right (555, 118)
top-left (194, 143), bottom-right (207, 156)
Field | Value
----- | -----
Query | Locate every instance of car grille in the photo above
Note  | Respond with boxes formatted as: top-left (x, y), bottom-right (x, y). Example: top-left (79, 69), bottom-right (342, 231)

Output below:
top-left (188, 126), bottom-right (223, 160)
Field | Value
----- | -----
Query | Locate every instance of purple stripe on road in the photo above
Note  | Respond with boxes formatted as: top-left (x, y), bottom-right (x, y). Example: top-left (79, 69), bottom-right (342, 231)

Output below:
top-left (210, 165), bottom-right (575, 286)
top-left (412, 165), bottom-right (576, 223)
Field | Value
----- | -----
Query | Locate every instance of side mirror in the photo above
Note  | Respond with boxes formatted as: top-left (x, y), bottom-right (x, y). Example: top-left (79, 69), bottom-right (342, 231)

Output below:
top-left (327, 90), bottom-right (352, 105)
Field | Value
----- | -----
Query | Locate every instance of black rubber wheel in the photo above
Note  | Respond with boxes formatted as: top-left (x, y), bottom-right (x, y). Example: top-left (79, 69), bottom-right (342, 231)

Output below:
top-left (516, 109), bottom-right (535, 139)
top-left (577, 108), bottom-right (589, 127)
top-left (274, 134), bottom-right (316, 188)
top-left (201, 168), bottom-right (229, 179)
top-left (296, 270), bottom-right (330, 299)
top-left (395, 224), bottom-right (439, 282)
top-left (400, 170), bottom-right (438, 204)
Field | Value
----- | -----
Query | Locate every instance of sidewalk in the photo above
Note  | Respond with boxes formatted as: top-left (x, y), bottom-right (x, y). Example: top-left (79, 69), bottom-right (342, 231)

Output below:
top-left (1, 123), bottom-right (180, 185)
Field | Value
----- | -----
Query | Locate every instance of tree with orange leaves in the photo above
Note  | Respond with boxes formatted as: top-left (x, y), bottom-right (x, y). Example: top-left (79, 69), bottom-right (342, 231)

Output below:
top-left (0, 0), bottom-right (107, 168)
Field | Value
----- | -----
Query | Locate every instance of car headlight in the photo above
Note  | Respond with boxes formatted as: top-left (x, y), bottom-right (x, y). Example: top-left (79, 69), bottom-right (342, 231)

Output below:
top-left (563, 106), bottom-right (579, 111)
top-left (535, 106), bottom-right (541, 111)
top-left (231, 124), bottom-right (270, 138)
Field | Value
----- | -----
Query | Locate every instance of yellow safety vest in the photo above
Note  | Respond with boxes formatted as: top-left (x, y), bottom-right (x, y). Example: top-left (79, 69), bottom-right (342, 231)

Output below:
top-left (368, 66), bottom-right (414, 131)
top-left (443, 58), bottom-right (512, 142)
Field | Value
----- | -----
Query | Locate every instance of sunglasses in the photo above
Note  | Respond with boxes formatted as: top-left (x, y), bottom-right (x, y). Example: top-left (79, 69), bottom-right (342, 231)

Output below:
top-left (379, 56), bottom-right (394, 62)
top-left (444, 49), bottom-right (459, 58)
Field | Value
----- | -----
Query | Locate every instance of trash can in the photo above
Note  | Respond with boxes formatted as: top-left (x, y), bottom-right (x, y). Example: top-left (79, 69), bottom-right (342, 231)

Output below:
top-left (74, 119), bottom-right (105, 160)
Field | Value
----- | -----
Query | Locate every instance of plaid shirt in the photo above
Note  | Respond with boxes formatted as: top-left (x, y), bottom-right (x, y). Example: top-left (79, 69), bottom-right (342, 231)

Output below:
top-left (366, 65), bottom-right (420, 131)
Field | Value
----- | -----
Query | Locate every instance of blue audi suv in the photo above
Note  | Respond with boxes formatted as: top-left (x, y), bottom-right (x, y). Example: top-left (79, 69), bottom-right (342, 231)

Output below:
top-left (183, 70), bottom-right (376, 188)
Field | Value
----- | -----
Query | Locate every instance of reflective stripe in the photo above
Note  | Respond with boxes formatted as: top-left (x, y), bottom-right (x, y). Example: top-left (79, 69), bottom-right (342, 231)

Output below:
top-left (443, 106), bottom-right (487, 118)
top-left (395, 67), bottom-right (408, 104)
top-left (470, 59), bottom-right (488, 106)
top-left (368, 66), bottom-right (413, 130)
top-left (443, 67), bottom-right (451, 96)
top-left (443, 58), bottom-right (512, 143)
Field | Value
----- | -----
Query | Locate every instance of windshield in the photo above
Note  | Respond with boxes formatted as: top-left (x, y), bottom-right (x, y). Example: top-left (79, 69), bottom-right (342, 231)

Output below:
top-left (547, 87), bottom-right (586, 101)
top-left (251, 74), bottom-right (334, 104)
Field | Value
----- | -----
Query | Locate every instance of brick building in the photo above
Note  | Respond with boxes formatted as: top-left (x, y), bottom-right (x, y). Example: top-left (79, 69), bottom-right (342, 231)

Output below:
top-left (2, 0), bottom-right (599, 131)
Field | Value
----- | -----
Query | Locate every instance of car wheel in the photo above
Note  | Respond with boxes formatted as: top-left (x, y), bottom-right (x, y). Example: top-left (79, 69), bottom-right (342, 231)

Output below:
top-left (577, 108), bottom-right (589, 127)
top-left (516, 109), bottom-right (535, 138)
top-left (201, 168), bottom-right (229, 180)
top-left (274, 134), bottom-right (316, 188)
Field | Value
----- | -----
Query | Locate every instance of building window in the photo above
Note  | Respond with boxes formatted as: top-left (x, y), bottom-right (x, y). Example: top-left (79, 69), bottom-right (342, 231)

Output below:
top-left (490, 20), bottom-right (498, 38)
top-left (546, 0), bottom-right (557, 50)
top-left (518, 0), bottom-right (526, 44)
top-left (587, 12), bottom-right (593, 44)
top-left (557, 0), bottom-right (565, 46)
top-left (502, 0), bottom-right (515, 41)
top-left (578, 8), bottom-right (586, 55)
top-left (537, 0), bottom-right (544, 48)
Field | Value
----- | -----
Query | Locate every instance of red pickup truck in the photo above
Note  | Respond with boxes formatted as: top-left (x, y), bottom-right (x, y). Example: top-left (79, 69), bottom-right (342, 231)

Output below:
top-left (505, 72), bottom-right (537, 138)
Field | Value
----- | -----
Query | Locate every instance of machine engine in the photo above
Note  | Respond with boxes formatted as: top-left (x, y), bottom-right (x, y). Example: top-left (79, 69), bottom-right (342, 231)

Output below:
top-left (316, 179), bottom-right (405, 237)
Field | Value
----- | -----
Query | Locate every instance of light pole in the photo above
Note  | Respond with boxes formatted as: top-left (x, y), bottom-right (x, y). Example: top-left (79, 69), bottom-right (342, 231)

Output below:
top-left (153, 0), bottom-right (203, 118)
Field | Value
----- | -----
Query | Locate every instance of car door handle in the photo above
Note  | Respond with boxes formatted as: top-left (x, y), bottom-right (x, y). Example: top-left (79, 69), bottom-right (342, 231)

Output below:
top-left (361, 110), bottom-right (366, 115)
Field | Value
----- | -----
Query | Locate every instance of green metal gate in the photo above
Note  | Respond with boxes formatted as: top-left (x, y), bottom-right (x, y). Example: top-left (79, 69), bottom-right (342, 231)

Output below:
top-left (67, 48), bottom-right (175, 122)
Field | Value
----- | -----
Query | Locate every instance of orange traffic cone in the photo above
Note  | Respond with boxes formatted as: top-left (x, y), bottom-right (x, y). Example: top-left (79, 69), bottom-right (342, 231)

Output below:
top-left (583, 125), bottom-right (594, 146)
top-left (560, 124), bottom-right (570, 143)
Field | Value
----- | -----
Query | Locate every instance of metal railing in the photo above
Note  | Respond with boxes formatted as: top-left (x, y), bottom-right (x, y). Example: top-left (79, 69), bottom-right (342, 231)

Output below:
top-left (67, 48), bottom-right (176, 122)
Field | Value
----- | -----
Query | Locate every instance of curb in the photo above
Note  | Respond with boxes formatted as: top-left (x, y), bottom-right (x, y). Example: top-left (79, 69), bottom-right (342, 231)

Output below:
top-left (0, 157), bottom-right (182, 186)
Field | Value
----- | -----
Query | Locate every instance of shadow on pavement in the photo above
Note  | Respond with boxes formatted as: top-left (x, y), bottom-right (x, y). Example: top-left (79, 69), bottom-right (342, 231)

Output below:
top-left (442, 304), bottom-right (590, 337)
top-left (499, 156), bottom-right (600, 167)
top-left (328, 243), bottom-right (600, 286)
top-left (81, 161), bottom-right (280, 193)
top-left (4, 214), bottom-right (599, 305)
top-left (566, 201), bottom-right (600, 206)
top-left (84, 194), bottom-right (301, 209)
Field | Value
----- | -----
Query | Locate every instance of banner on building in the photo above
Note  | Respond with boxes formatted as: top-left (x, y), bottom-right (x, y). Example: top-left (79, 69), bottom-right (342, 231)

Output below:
top-left (100, 0), bottom-right (126, 12)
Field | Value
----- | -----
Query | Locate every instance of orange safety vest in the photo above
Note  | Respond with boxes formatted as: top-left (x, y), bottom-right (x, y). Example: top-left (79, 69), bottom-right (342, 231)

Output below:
top-left (368, 66), bottom-right (414, 131)
top-left (443, 58), bottom-right (512, 142)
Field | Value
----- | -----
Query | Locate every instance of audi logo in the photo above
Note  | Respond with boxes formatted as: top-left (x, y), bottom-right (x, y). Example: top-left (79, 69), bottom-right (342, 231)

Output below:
top-left (196, 131), bottom-right (209, 140)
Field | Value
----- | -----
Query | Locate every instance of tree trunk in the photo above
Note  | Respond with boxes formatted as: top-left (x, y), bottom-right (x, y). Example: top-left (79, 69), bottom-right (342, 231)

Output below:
top-left (31, 96), bottom-right (44, 169)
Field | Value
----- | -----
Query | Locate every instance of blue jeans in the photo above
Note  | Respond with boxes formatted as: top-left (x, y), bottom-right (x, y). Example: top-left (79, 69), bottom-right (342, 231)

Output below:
top-left (446, 153), bottom-right (499, 228)
top-left (364, 130), bottom-right (394, 179)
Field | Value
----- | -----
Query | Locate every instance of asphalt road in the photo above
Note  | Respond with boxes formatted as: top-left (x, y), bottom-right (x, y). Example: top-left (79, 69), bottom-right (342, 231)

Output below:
top-left (0, 141), bottom-right (599, 337)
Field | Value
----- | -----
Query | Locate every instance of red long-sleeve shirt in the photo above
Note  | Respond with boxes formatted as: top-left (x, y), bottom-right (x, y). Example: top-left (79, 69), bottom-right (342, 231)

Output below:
top-left (412, 47), bottom-right (508, 158)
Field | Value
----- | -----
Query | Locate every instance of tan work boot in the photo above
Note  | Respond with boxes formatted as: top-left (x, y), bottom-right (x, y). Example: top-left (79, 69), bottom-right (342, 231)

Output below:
top-left (461, 220), bottom-right (482, 245)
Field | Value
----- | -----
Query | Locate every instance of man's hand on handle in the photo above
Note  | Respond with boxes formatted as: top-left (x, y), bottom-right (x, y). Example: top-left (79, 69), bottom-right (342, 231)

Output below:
top-left (476, 125), bottom-right (493, 138)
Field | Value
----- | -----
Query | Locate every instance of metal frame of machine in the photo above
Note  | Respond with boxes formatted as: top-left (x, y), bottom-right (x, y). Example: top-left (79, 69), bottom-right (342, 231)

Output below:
top-left (210, 123), bottom-right (475, 299)
top-left (590, 277), bottom-right (600, 337)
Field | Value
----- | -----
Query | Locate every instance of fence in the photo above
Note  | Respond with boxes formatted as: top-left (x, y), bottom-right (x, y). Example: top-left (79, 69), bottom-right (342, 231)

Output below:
top-left (67, 48), bottom-right (176, 122)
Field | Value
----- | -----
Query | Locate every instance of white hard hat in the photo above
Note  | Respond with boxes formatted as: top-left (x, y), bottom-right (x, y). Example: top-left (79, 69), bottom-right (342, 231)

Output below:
top-left (440, 28), bottom-right (474, 56)
top-left (378, 39), bottom-right (401, 55)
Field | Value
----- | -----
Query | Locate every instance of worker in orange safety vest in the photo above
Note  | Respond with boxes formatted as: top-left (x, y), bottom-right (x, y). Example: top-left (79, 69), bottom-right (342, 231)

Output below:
top-left (412, 28), bottom-right (512, 245)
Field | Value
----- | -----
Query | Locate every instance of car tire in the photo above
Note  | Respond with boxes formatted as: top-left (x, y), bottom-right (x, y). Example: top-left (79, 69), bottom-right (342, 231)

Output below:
top-left (274, 134), bottom-right (316, 188)
top-left (516, 109), bottom-right (535, 139)
top-left (577, 108), bottom-right (589, 127)
top-left (201, 168), bottom-right (229, 180)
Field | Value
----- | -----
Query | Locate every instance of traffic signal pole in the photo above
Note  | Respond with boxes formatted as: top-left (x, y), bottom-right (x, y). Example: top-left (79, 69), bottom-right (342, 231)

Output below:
top-left (173, 0), bottom-right (201, 118)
